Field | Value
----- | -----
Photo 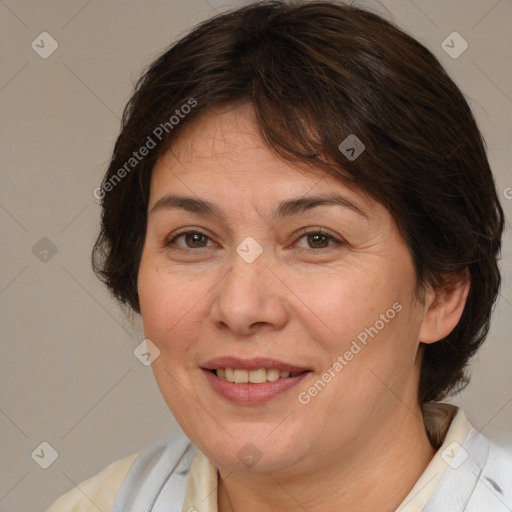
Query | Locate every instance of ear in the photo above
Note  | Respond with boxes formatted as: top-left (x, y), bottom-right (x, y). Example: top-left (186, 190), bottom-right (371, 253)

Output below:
top-left (418, 268), bottom-right (471, 344)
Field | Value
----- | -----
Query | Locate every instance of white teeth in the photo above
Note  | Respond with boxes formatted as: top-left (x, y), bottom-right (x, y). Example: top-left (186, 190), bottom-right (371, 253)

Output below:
top-left (248, 369), bottom-right (267, 383)
top-left (215, 367), bottom-right (303, 383)
top-left (233, 369), bottom-right (248, 384)
top-left (266, 368), bottom-right (280, 381)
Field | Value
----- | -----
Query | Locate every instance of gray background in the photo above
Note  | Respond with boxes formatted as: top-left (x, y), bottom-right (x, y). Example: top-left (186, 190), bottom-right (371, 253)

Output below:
top-left (0, 1), bottom-right (511, 511)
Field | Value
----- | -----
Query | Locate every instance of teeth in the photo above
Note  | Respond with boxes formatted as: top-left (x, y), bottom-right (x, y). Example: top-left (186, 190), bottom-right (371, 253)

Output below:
top-left (233, 369), bottom-right (248, 384)
top-left (248, 368), bottom-right (267, 384)
top-left (214, 368), bottom-right (302, 383)
top-left (266, 368), bottom-right (280, 381)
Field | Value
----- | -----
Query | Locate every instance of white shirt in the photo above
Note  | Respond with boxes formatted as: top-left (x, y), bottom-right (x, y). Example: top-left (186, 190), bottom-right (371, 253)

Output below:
top-left (46, 404), bottom-right (512, 512)
top-left (180, 405), bottom-right (471, 512)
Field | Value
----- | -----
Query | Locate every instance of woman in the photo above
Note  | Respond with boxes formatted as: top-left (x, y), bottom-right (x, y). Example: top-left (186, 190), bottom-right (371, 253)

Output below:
top-left (47, 1), bottom-right (511, 511)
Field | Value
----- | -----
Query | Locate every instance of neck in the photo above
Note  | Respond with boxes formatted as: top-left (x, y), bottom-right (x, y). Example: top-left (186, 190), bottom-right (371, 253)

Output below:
top-left (217, 405), bottom-right (436, 512)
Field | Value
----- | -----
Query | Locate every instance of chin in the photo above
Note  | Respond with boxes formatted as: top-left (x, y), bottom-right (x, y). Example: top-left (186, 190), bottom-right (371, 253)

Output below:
top-left (195, 425), bottom-right (307, 473)
top-left (209, 446), bottom-right (299, 474)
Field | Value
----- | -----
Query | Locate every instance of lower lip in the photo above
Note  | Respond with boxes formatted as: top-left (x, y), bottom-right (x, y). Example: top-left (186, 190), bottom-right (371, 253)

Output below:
top-left (202, 369), bottom-right (310, 405)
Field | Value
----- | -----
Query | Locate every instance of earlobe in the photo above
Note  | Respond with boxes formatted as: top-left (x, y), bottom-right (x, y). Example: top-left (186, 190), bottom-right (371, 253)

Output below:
top-left (418, 268), bottom-right (471, 344)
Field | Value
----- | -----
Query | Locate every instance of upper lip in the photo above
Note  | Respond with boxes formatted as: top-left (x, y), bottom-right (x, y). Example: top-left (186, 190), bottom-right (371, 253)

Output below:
top-left (201, 356), bottom-right (311, 373)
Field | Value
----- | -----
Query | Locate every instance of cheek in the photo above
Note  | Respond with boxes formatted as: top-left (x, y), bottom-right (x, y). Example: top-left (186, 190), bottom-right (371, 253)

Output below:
top-left (292, 264), bottom-right (402, 345)
top-left (137, 259), bottom-right (205, 353)
top-left (301, 265), bottom-right (421, 397)
top-left (137, 261), bottom-right (205, 412)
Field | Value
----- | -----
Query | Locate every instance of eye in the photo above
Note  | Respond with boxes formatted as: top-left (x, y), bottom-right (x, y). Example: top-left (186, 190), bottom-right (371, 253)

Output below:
top-left (166, 229), bottom-right (215, 249)
top-left (165, 228), bottom-right (343, 251)
top-left (294, 228), bottom-right (343, 250)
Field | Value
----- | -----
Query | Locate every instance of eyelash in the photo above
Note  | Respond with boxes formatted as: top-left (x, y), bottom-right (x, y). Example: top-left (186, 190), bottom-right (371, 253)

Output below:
top-left (165, 227), bottom-right (344, 251)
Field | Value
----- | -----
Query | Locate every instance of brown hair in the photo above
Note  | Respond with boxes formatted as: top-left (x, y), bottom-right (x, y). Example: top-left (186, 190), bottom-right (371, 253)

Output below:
top-left (92, 0), bottom-right (504, 404)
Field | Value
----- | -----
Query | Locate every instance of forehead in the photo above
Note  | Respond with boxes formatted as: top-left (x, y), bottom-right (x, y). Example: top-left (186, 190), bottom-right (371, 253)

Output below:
top-left (150, 104), bottom-right (376, 216)
top-left (158, 104), bottom-right (314, 178)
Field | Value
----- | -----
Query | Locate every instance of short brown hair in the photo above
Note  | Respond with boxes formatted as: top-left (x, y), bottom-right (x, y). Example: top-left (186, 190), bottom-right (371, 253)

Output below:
top-left (92, 0), bottom-right (504, 404)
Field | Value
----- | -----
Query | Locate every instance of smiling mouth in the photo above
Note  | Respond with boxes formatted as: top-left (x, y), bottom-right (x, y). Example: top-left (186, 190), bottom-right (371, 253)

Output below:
top-left (209, 368), bottom-right (308, 383)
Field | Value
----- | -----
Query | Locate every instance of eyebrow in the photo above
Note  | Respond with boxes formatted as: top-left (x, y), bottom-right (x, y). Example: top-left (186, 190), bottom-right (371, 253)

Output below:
top-left (149, 192), bottom-right (368, 220)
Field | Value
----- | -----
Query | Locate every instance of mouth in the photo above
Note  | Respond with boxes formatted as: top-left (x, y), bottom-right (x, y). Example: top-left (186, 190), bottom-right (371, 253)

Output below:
top-left (208, 367), bottom-right (306, 383)
top-left (201, 357), bottom-right (312, 404)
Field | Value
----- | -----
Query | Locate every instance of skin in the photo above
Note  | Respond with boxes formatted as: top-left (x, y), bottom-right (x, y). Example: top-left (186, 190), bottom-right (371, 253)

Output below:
top-left (137, 103), bottom-right (470, 512)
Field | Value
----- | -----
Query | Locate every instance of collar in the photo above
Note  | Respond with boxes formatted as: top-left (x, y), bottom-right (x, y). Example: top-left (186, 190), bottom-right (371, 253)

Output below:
top-left (112, 404), bottom-right (511, 512)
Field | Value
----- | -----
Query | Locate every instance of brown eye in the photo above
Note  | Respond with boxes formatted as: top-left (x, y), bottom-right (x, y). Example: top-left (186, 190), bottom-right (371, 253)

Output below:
top-left (295, 229), bottom-right (342, 250)
top-left (306, 233), bottom-right (330, 249)
top-left (167, 230), bottom-right (212, 249)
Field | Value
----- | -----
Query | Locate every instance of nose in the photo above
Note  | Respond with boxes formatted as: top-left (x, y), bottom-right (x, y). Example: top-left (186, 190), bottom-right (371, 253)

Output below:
top-left (209, 241), bottom-right (290, 337)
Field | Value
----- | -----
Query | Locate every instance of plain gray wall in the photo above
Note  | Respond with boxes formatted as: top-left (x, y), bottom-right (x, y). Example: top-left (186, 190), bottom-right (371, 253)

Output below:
top-left (1, 1), bottom-right (511, 511)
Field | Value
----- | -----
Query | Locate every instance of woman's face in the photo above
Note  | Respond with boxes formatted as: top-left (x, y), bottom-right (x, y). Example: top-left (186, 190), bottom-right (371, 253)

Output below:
top-left (138, 104), bottom-right (430, 475)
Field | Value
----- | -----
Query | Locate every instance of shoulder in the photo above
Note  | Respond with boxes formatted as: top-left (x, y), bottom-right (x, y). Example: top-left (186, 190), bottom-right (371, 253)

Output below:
top-left (484, 437), bottom-right (512, 491)
top-left (46, 451), bottom-right (140, 512)
top-left (110, 429), bottom-right (196, 511)
top-left (422, 409), bottom-right (512, 512)
top-left (45, 431), bottom-right (194, 512)
top-left (464, 433), bottom-right (512, 511)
